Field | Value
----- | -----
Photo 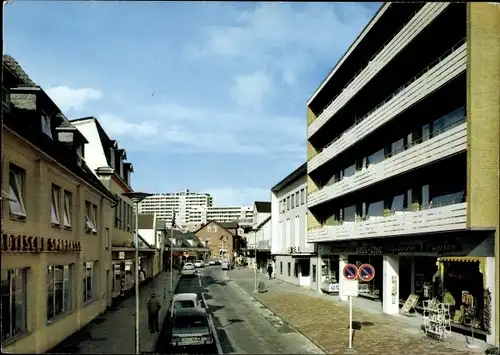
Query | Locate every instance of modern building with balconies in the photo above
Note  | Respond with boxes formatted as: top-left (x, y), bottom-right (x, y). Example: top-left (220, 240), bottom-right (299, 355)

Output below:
top-left (306, 2), bottom-right (499, 346)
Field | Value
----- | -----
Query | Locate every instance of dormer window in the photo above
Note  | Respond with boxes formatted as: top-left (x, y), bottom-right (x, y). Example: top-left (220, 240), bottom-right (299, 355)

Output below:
top-left (42, 113), bottom-right (52, 139)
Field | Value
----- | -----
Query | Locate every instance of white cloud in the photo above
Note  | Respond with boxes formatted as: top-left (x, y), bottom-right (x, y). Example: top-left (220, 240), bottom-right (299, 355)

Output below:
top-left (187, 3), bottom-right (374, 89)
top-left (230, 71), bottom-right (273, 109)
top-left (46, 86), bottom-right (103, 112)
top-left (99, 114), bottom-right (159, 137)
top-left (206, 187), bottom-right (271, 206)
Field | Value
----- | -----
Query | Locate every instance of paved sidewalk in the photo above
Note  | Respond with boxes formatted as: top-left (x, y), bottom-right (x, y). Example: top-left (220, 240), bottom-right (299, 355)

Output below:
top-left (48, 272), bottom-right (180, 354)
top-left (227, 268), bottom-right (482, 355)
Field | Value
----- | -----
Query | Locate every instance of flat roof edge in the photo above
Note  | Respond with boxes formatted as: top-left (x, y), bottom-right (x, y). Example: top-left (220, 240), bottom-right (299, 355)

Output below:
top-left (306, 2), bottom-right (391, 106)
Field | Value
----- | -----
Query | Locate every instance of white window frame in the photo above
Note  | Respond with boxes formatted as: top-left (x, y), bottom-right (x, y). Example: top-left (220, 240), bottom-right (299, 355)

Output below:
top-left (47, 265), bottom-right (72, 322)
top-left (63, 191), bottom-right (72, 228)
top-left (41, 113), bottom-right (52, 139)
top-left (213, 226), bottom-right (218, 232)
top-left (8, 166), bottom-right (26, 218)
top-left (51, 185), bottom-right (60, 225)
top-left (85, 201), bottom-right (97, 234)
top-left (1, 268), bottom-right (27, 342)
top-left (83, 261), bottom-right (95, 303)
top-left (92, 204), bottom-right (98, 233)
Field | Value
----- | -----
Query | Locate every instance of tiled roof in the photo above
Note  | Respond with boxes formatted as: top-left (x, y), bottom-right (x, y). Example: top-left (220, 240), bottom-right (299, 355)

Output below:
top-left (3, 55), bottom-right (36, 86)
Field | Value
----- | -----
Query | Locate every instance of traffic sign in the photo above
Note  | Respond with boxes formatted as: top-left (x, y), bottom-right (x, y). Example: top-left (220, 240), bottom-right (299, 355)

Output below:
top-left (358, 263), bottom-right (375, 282)
top-left (343, 264), bottom-right (359, 280)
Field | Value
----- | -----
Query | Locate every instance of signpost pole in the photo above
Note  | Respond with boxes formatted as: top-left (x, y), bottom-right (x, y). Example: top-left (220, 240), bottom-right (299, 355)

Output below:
top-left (348, 295), bottom-right (353, 349)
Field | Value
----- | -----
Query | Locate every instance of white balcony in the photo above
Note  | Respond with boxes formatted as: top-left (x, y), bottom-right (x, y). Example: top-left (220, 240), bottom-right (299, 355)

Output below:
top-left (308, 40), bottom-right (467, 173)
top-left (308, 122), bottom-right (467, 208)
top-left (307, 202), bottom-right (467, 243)
top-left (307, 2), bottom-right (451, 139)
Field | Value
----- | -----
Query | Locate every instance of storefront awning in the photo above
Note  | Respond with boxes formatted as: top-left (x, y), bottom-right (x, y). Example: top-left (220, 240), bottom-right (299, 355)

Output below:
top-left (438, 256), bottom-right (484, 263)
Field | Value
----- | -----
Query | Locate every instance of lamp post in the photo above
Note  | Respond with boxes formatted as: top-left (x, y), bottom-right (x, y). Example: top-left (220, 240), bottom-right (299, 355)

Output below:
top-left (169, 212), bottom-right (176, 293)
top-left (254, 229), bottom-right (258, 293)
top-left (122, 192), bottom-right (152, 355)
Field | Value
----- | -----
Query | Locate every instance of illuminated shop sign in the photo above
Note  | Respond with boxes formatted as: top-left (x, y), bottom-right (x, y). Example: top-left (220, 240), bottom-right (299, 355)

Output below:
top-left (330, 242), bottom-right (458, 255)
top-left (1, 234), bottom-right (81, 253)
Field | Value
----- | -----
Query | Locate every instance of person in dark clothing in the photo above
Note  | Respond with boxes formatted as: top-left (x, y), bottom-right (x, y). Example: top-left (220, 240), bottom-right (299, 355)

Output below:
top-left (147, 293), bottom-right (162, 333)
top-left (267, 261), bottom-right (273, 280)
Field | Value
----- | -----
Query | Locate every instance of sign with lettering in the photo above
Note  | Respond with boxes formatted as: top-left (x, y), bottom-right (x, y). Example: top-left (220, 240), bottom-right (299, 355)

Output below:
top-left (330, 242), bottom-right (458, 255)
top-left (1, 234), bottom-right (81, 253)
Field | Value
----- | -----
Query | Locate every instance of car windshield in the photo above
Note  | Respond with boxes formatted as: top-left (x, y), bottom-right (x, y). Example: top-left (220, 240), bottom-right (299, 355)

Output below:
top-left (174, 300), bottom-right (195, 309)
top-left (174, 315), bottom-right (207, 329)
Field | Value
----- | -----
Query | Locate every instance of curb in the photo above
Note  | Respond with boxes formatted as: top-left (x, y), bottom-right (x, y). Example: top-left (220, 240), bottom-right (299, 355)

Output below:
top-left (226, 273), bottom-right (328, 355)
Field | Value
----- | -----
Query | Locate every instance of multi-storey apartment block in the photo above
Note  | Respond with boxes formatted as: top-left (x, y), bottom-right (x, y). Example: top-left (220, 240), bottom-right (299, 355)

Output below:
top-left (2, 56), bottom-right (117, 353)
top-left (186, 205), bottom-right (253, 231)
top-left (271, 163), bottom-right (315, 287)
top-left (138, 190), bottom-right (213, 229)
top-left (306, 3), bottom-right (499, 345)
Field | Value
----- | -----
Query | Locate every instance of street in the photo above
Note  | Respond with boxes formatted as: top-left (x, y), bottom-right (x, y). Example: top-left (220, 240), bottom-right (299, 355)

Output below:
top-left (154, 266), bottom-right (324, 354)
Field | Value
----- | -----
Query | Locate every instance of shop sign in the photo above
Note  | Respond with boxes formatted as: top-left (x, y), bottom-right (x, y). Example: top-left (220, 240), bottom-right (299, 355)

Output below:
top-left (1, 233), bottom-right (81, 253)
top-left (330, 242), bottom-right (458, 255)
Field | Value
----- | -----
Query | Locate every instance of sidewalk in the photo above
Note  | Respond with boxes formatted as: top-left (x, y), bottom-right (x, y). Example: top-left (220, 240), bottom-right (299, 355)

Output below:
top-left (48, 272), bottom-right (180, 354)
top-left (227, 268), bottom-right (483, 355)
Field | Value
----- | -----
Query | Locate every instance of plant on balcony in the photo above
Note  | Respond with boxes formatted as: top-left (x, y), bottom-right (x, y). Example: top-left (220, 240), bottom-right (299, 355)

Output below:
top-left (411, 202), bottom-right (420, 212)
top-left (383, 209), bottom-right (393, 217)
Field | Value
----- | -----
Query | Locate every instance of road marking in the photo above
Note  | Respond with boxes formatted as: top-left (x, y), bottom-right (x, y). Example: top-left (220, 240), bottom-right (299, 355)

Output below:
top-left (200, 274), bottom-right (223, 355)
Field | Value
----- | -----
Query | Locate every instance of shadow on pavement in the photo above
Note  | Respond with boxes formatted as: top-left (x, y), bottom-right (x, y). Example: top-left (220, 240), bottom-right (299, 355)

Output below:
top-left (212, 316), bottom-right (235, 354)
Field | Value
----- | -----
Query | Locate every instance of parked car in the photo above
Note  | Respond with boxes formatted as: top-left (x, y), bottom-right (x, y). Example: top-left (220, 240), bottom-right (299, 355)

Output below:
top-left (169, 293), bottom-right (205, 318)
top-left (194, 260), bottom-right (205, 268)
top-left (181, 263), bottom-right (196, 277)
top-left (221, 260), bottom-right (230, 270)
top-left (169, 308), bottom-right (214, 349)
top-left (207, 259), bottom-right (216, 266)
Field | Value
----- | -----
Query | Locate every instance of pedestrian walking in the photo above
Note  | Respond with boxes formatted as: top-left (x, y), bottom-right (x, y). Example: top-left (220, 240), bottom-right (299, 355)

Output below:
top-left (267, 261), bottom-right (273, 280)
top-left (147, 293), bottom-right (162, 333)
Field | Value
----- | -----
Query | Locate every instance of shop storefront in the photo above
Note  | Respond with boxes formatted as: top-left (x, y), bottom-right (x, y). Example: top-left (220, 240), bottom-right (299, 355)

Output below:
top-left (318, 230), bottom-right (496, 343)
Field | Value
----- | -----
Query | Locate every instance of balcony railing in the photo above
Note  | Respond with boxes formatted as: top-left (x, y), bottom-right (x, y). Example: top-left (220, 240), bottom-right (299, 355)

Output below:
top-left (308, 121), bottom-right (467, 208)
top-left (307, 201), bottom-right (467, 243)
top-left (309, 37), bottom-right (467, 172)
top-left (308, 3), bottom-right (451, 139)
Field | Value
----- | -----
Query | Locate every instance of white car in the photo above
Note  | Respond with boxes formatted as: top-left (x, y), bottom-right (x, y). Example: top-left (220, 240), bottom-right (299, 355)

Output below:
top-left (181, 263), bottom-right (196, 277)
top-left (221, 260), bottom-right (230, 270)
top-left (169, 293), bottom-right (204, 317)
top-left (207, 259), bottom-right (216, 266)
top-left (193, 260), bottom-right (205, 268)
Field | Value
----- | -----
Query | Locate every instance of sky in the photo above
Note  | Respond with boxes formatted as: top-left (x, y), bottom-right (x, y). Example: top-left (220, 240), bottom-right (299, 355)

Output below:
top-left (4, 1), bottom-right (379, 206)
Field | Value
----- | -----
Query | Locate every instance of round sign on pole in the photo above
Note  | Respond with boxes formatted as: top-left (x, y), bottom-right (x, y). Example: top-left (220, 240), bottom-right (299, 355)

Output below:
top-left (343, 264), bottom-right (359, 280)
top-left (358, 263), bottom-right (375, 282)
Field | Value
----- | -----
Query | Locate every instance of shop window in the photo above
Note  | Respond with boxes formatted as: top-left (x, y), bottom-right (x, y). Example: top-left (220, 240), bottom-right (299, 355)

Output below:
top-left (63, 191), bottom-right (72, 229)
top-left (1, 268), bottom-right (27, 342)
top-left (280, 262), bottom-right (283, 275)
top-left (47, 265), bottom-right (73, 321)
top-left (300, 260), bottom-right (310, 277)
top-left (294, 262), bottom-right (299, 278)
top-left (8, 164), bottom-right (27, 219)
top-left (83, 261), bottom-right (98, 304)
top-left (51, 185), bottom-right (61, 225)
top-left (85, 201), bottom-right (97, 234)
top-left (287, 262), bottom-right (291, 277)
top-left (312, 265), bottom-right (317, 282)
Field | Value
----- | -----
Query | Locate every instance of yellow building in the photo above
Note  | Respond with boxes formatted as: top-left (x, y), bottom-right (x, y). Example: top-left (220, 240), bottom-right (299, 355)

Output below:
top-left (306, 3), bottom-right (499, 346)
top-left (1, 57), bottom-right (117, 353)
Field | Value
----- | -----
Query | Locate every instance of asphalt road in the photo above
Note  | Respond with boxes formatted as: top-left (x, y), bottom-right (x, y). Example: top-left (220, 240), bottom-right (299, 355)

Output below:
top-left (154, 271), bottom-right (218, 354)
top-left (199, 267), bottom-right (324, 354)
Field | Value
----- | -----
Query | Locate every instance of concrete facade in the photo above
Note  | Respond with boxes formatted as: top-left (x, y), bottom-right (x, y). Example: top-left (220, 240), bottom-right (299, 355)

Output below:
top-left (305, 2), bottom-right (499, 346)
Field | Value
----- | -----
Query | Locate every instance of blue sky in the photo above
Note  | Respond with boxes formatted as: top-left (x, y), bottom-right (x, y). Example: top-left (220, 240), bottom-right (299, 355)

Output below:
top-left (4, 1), bottom-right (379, 206)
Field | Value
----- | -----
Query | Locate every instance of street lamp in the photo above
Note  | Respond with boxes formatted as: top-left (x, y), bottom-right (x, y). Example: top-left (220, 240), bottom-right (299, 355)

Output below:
top-left (122, 192), bottom-right (152, 355)
top-left (254, 229), bottom-right (258, 293)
